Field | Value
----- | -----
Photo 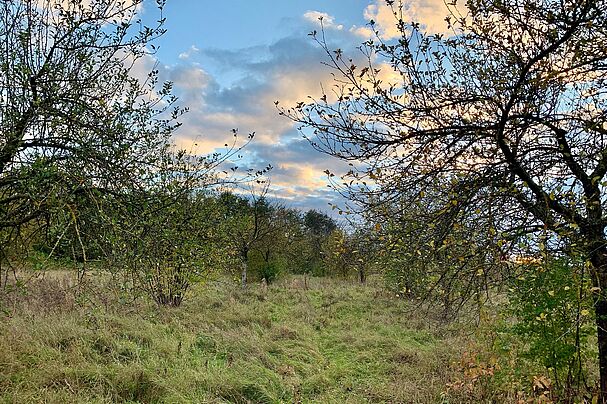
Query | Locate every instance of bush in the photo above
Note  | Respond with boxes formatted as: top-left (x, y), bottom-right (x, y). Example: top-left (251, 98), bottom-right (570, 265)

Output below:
top-left (501, 256), bottom-right (595, 400)
top-left (105, 189), bottom-right (223, 307)
top-left (258, 262), bottom-right (280, 284)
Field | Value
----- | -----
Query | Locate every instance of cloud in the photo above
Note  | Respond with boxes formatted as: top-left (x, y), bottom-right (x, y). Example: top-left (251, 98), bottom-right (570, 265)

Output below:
top-left (153, 1), bottom-right (472, 215)
top-left (303, 10), bottom-right (344, 30)
top-left (165, 64), bottom-right (212, 105)
top-left (136, 10), bottom-right (403, 215)
top-left (304, 1), bottom-right (457, 42)
top-left (178, 45), bottom-right (200, 60)
top-left (189, 36), bottom-right (340, 146)
top-left (162, 49), bottom-right (349, 214)
top-left (349, 25), bottom-right (375, 38)
top-left (362, 0), bottom-right (454, 38)
top-left (48, 0), bottom-right (143, 23)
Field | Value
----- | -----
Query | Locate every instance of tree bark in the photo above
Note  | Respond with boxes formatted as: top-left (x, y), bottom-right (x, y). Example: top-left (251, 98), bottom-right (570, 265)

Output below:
top-left (241, 260), bottom-right (248, 290)
top-left (240, 247), bottom-right (249, 290)
top-left (358, 267), bottom-right (366, 284)
top-left (590, 246), bottom-right (607, 402)
top-left (0, 108), bottom-right (33, 175)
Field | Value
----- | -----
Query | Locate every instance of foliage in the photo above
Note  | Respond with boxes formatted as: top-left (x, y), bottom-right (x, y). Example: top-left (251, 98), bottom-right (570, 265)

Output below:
top-left (272, 208), bottom-right (312, 275)
top-left (217, 187), bottom-right (308, 288)
top-left (257, 261), bottom-right (281, 284)
top-left (504, 257), bottom-right (595, 399)
top-left (243, 207), bottom-right (339, 280)
top-left (280, 0), bottom-right (607, 393)
top-left (100, 149), bottom-right (246, 306)
top-left (0, 0), bottom-right (181, 290)
top-left (300, 210), bottom-right (338, 277)
top-left (106, 193), bottom-right (211, 307)
top-left (323, 229), bottom-right (351, 278)
top-left (303, 210), bottom-right (337, 238)
top-left (374, 186), bottom-right (509, 314)
top-left (322, 228), bottom-right (373, 283)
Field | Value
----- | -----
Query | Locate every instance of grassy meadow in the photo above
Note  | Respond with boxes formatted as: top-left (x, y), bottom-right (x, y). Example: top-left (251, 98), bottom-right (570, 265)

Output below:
top-left (0, 273), bottom-right (486, 403)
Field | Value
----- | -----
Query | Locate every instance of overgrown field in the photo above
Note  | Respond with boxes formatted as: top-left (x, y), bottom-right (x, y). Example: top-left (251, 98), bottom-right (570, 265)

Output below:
top-left (0, 275), bottom-right (476, 403)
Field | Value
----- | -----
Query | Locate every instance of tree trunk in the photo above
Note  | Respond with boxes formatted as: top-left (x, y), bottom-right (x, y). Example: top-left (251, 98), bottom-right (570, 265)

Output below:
top-left (0, 110), bottom-right (32, 175)
top-left (358, 267), bottom-right (366, 284)
top-left (590, 247), bottom-right (607, 402)
top-left (240, 248), bottom-right (249, 290)
top-left (241, 260), bottom-right (248, 290)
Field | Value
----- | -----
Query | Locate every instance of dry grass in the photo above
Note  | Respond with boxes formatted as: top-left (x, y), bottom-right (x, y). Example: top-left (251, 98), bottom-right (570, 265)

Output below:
top-left (0, 273), bottom-right (476, 403)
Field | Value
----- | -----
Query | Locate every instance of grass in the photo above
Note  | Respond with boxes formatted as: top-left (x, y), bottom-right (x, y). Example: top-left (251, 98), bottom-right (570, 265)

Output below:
top-left (0, 274), bottom-right (469, 403)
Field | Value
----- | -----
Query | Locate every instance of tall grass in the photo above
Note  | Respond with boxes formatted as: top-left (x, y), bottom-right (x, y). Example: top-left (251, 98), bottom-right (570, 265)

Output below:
top-left (0, 274), bottom-right (469, 403)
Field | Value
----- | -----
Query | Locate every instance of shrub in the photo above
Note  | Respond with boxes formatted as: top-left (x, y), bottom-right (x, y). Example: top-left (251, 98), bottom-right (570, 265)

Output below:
top-left (503, 256), bottom-right (595, 400)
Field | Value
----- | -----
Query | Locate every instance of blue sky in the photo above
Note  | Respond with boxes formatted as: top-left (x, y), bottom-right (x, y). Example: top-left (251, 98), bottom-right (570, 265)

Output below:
top-left (135, 0), bottom-right (449, 213)
top-left (156, 1), bottom-right (370, 56)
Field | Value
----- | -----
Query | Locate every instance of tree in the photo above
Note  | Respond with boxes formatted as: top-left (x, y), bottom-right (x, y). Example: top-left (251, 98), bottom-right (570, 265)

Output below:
top-left (322, 226), bottom-right (374, 284)
top-left (245, 206), bottom-right (302, 284)
top-left (0, 0), bottom-right (178, 287)
top-left (101, 151), bottom-right (235, 306)
top-left (219, 185), bottom-right (284, 289)
top-left (369, 180), bottom-right (509, 316)
top-left (323, 228), bottom-right (353, 279)
top-left (281, 0), bottom-right (607, 397)
top-left (304, 209), bottom-right (337, 237)
top-left (302, 209), bottom-right (337, 276)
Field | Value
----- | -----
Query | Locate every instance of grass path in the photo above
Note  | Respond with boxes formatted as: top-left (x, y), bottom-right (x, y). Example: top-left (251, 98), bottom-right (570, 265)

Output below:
top-left (0, 276), bottom-right (461, 403)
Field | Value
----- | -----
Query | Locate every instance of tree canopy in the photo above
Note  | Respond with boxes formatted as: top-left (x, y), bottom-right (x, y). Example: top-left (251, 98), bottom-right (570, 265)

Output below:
top-left (281, 0), bottom-right (607, 396)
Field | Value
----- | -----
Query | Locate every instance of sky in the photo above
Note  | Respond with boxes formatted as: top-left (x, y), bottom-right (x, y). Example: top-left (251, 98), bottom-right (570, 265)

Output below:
top-left (135, 0), bottom-right (451, 214)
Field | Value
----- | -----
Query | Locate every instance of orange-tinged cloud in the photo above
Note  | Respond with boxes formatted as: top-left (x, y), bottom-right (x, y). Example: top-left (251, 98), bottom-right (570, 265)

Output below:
top-left (361, 0), bottom-right (455, 37)
top-left (171, 63), bottom-right (337, 152)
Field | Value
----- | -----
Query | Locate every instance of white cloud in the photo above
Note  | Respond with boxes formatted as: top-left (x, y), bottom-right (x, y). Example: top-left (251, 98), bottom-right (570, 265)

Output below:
top-left (303, 10), bottom-right (344, 30)
top-left (153, 44), bottom-right (347, 209)
top-left (126, 51), bottom-right (157, 83)
top-left (178, 45), bottom-right (200, 60)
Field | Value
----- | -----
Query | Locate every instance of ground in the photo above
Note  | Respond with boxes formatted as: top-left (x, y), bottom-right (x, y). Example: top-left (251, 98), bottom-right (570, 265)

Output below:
top-left (0, 274), bottom-right (470, 403)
